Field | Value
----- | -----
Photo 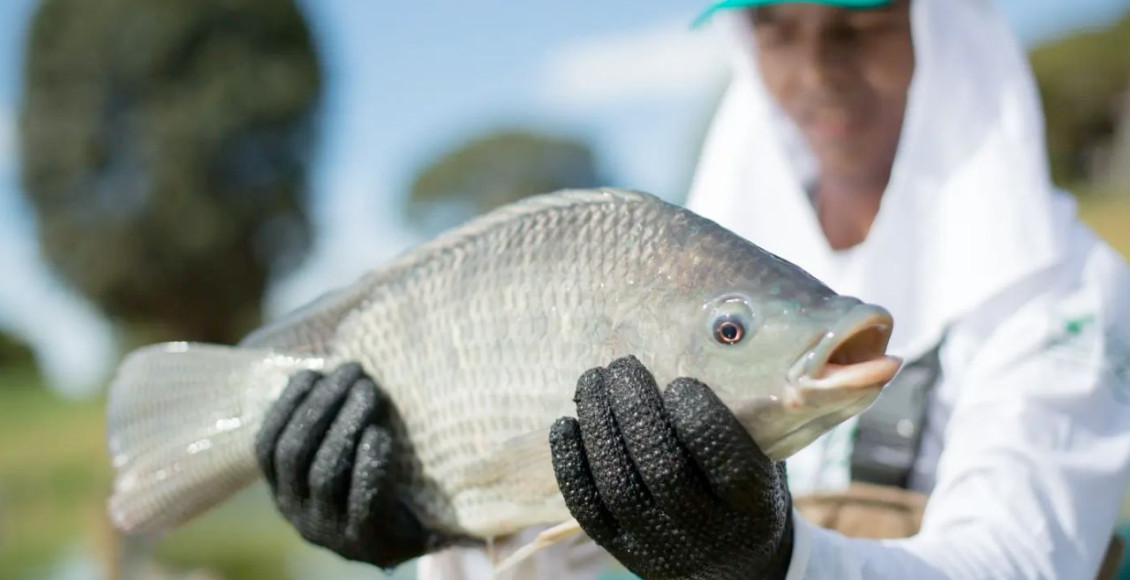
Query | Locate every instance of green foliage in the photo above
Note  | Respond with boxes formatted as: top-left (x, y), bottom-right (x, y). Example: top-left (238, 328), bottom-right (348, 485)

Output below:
top-left (18, 0), bottom-right (322, 345)
top-left (1029, 12), bottom-right (1130, 188)
top-left (1075, 184), bottom-right (1130, 259)
top-left (406, 130), bottom-right (603, 234)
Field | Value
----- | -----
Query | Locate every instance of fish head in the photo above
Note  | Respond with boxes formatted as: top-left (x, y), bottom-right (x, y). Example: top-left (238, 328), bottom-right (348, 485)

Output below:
top-left (633, 226), bottom-right (903, 461)
top-left (683, 291), bottom-right (900, 460)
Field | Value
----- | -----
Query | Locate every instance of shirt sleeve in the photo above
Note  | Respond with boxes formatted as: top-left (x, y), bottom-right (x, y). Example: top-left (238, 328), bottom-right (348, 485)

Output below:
top-left (781, 247), bottom-right (1130, 579)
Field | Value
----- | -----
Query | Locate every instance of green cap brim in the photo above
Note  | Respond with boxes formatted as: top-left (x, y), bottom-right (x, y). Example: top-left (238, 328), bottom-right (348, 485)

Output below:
top-left (693, 0), bottom-right (893, 28)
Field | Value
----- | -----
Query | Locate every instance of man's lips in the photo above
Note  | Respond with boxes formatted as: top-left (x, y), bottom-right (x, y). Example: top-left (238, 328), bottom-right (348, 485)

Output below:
top-left (801, 111), bottom-right (856, 142)
top-left (791, 97), bottom-right (869, 143)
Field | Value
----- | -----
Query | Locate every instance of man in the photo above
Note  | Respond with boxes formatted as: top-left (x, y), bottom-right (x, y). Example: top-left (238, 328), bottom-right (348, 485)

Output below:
top-left (255, 0), bottom-right (1130, 578)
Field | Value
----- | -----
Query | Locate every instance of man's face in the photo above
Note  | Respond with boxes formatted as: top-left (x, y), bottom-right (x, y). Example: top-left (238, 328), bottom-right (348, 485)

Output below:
top-left (749, 1), bottom-right (914, 183)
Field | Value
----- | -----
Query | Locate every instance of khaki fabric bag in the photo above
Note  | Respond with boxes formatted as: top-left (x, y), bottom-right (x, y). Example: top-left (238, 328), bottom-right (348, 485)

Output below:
top-left (794, 482), bottom-right (1124, 580)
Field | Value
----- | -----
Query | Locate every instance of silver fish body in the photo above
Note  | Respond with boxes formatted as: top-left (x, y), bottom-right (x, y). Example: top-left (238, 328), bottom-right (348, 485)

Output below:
top-left (106, 188), bottom-right (900, 542)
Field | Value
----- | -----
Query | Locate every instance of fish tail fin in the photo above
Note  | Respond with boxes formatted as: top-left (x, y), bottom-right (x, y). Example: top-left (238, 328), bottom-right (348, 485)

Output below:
top-left (105, 342), bottom-right (322, 535)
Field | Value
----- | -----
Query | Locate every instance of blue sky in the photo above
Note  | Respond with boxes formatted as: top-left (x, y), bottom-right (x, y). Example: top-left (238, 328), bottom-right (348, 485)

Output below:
top-left (0, 0), bottom-right (1126, 396)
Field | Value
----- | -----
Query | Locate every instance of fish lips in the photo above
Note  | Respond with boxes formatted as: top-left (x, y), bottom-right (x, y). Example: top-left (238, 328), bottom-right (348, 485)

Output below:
top-left (743, 304), bottom-right (903, 461)
top-left (785, 303), bottom-right (902, 408)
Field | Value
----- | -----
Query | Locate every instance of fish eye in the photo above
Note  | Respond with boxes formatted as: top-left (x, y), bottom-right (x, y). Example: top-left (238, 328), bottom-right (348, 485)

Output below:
top-left (707, 295), bottom-right (756, 346)
top-left (714, 316), bottom-right (745, 345)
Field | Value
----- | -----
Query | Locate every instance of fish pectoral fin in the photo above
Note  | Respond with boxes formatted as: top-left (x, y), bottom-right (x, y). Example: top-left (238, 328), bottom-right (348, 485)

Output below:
top-left (492, 519), bottom-right (584, 575)
top-left (463, 429), bottom-right (559, 497)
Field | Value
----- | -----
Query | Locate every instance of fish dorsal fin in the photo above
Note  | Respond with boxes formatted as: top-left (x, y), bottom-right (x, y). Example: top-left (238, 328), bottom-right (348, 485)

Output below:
top-left (239, 188), bottom-right (662, 355)
top-left (380, 187), bottom-right (661, 270)
top-left (238, 271), bottom-right (382, 355)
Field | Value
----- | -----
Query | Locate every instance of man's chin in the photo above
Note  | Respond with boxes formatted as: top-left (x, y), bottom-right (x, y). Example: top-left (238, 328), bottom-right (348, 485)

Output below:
top-left (813, 147), bottom-right (879, 181)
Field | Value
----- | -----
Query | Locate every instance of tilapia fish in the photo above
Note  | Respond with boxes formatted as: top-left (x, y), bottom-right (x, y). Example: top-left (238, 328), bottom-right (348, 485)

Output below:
top-left (106, 188), bottom-right (901, 556)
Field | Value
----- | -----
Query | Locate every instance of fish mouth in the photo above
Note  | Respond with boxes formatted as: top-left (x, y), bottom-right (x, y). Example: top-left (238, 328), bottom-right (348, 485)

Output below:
top-left (784, 304), bottom-right (902, 409)
top-left (735, 303), bottom-right (902, 461)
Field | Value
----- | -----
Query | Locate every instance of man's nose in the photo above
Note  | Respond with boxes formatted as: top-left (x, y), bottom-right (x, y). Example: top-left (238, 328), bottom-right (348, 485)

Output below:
top-left (795, 33), bottom-right (851, 94)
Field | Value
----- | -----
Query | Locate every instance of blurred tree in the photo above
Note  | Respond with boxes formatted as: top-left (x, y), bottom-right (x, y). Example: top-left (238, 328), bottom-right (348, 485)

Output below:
top-left (1029, 12), bottom-right (1130, 189)
top-left (0, 331), bottom-right (36, 370)
top-left (406, 130), bottom-right (603, 234)
top-left (1114, 92), bottom-right (1130, 187)
top-left (18, 0), bottom-right (322, 345)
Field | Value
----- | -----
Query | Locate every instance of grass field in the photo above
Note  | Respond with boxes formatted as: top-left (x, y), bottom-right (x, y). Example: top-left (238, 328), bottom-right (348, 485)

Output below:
top-left (1, 193), bottom-right (1128, 580)
top-left (0, 367), bottom-right (112, 577)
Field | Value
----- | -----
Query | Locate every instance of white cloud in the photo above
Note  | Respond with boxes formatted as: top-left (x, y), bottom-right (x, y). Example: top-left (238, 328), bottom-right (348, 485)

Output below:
top-left (539, 19), bottom-right (730, 111)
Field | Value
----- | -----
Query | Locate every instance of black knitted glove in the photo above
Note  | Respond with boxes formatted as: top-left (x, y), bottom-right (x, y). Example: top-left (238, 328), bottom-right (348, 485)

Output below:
top-left (549, 356), bottom-right (794, 580)
top-left (255, 363), bottom-right (451, 569)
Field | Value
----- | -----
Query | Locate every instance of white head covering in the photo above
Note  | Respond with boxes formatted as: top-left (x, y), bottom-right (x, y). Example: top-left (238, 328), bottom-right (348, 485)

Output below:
top-left (686, 0), bottom-right (1075, 359)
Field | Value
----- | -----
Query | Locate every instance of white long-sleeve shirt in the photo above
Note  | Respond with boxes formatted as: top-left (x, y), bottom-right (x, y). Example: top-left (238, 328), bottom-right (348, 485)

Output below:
top-left (786, 221), bottom-right (1130, 579)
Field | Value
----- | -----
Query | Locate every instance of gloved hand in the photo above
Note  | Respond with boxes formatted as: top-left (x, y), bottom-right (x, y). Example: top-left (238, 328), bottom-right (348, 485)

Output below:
top-left (549, 356), bottom-right (794, 580)
top-left (255, 363), bottom-right (451, 569)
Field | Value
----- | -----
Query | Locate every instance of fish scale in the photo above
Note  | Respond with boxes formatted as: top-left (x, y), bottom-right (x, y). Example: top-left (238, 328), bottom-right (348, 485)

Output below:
top-left (325, 197), bottom-right (637, 533)
top-left (105, 187), bottom-right (899, 553)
